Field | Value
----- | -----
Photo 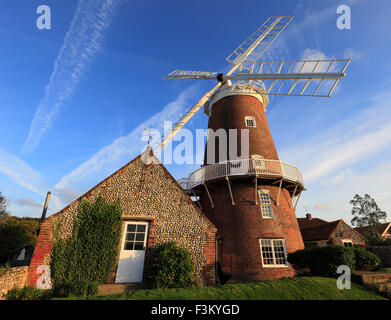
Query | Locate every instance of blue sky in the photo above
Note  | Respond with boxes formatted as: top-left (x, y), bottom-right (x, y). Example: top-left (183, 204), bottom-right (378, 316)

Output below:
top-left (1, 0), bottom-right (391, 225)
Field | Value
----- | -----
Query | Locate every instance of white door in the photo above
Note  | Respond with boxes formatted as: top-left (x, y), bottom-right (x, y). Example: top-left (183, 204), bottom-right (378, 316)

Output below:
top-left (115, 221), bottom-right (149, 283)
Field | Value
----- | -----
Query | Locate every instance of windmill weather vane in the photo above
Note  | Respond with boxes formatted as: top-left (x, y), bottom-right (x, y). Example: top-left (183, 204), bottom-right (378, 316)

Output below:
top-left (154, 16), bottom-right (351, 154)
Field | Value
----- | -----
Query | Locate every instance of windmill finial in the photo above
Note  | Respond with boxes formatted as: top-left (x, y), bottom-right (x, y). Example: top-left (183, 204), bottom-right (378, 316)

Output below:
top-left (143, 125), bottom-right (153, 148)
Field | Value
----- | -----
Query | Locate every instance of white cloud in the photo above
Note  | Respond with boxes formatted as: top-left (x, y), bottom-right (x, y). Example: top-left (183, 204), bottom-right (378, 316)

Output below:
top-left (280, 88), bottom-right (391, 185)
top-left (0, 148), bottom-right (47, 195)
top-left (313, 203), bottom-right (331, 211)
top-left (344, 48), bottom-right (365, 61)
top-left (21, 0), bottom-right (121, 156)
top-left (14, 198), bottom-right (42, 208)
top-left (54, 188), bottom-right (82, 204)
top-left (299, 160), bottom-right (391, 224)
top-left (320, 168), bottom-right (353, 185)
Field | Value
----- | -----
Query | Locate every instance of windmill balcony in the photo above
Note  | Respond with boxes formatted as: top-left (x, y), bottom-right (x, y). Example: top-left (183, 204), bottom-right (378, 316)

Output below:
top-left (179, 158), bottom-right (304, 191)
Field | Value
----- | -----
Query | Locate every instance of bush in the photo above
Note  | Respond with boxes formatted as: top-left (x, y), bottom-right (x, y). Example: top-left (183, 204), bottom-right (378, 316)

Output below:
top-left (53, 282), bottom-right (99, 298)
top-left (145, 242), bottom-right (195, 289)
top-left (353, 248), bottom-right (381, 271)
top-left (288, 246), bottom-right (355, 277)
top-left (3, 286), bottom-right (51, 300)
top-left (0, 263), bottom-right (10, 276)
top-left (0, 217), bottom-right (39, 264)
top-left (370, 238), bottom-right (391, 246)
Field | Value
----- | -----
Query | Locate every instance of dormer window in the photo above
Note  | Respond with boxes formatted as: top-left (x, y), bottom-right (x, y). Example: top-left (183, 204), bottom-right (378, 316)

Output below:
top-left (245, 116), bottom-right (256, 128)
top-left (342, 239), bottom-right (353, 247)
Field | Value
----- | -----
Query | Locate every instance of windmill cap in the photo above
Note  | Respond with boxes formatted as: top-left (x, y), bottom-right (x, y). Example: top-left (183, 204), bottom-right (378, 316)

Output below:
top-left (203, 82), bottom-right (269, 116)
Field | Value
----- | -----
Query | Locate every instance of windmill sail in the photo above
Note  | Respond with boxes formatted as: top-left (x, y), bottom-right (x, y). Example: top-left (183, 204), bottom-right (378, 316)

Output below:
top-left (164, 59), bottom-right (351, 97)
top-left (226, 16), bottom-right (293, 70)
top-left (163, 70), bottom-right (218, 80)
top-left (233, 59), bottom-right (351, 97)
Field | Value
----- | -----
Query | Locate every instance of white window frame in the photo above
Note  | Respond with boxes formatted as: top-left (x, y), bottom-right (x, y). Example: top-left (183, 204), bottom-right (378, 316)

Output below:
top-left (245, 116), bottom-right (256, 128)
top-left (259, 239), bottom-right (289, 268)
top-left (342, 239), bottom-right (353, 247)
top-left (259, 189), bottom-right (273, 219)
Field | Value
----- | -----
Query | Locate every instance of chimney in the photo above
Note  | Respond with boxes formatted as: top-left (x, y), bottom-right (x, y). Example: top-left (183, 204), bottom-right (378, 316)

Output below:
top-left (37, 191), bottom-right (51, 235)
top-left (306, 213), bottom-right (312, 220)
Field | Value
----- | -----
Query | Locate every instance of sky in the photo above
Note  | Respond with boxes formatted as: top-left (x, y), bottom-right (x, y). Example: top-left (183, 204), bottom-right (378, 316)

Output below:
top-left (0, 0), bottom-right (391, 225)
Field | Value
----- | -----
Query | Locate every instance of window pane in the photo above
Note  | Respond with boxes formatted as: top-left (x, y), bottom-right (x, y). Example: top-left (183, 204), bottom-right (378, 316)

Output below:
top-left (126, 233), bottom-right (135, 241)
top-left (134, 242), bottom-right (144, 250)
top-left (273, 240), bottom-right (286, 265)
top-left (259, 192), bottom-right (271, 204)
top-left (127, 224), bottom-right (136, 232)
top-left (135, 233), bottom-right (145, 241)
top-left (124, 242), bottom-right (134, 250)
top-left (245, 117), bottom-right (256, 127)
top-left (136, 224), bottom-right (146, 233)
top-left (261, 239), bottom-right (274, 265)
top-left (261, 239), bottom-right (271, 246)
top-left (261, 205), bottom-right (273, 218)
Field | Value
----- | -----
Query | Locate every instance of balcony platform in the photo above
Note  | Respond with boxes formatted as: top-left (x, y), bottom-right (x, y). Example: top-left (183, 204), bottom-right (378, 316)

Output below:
top-left (178, 158), bottom-right (304, 198)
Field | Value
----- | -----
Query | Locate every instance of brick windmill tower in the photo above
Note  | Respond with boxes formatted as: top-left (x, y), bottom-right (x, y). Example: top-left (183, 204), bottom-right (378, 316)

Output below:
top-left (156, 16), bottom-right (350, 281)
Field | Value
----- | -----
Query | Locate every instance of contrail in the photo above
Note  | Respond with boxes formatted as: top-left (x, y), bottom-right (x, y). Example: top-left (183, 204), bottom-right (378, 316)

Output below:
top-left (21, 0), bottom-right (121, 156)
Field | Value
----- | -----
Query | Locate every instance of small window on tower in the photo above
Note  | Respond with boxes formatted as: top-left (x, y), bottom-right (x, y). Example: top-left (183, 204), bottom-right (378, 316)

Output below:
top-left (245, 116), bottom-right (256, 128)
top-left (259, 190), bottom-right (273, 219)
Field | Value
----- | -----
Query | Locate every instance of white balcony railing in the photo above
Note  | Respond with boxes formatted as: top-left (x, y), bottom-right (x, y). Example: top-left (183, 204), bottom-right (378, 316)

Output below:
top-left (180, 158), bottom-right (303, 190)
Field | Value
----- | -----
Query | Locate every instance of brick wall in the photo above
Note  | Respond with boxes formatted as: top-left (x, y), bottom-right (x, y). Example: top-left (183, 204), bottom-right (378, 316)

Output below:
top-left (204, 94), bottom-right (279, 164)
top-left (199, 180), bottom-right (304, 281)
top-left (27, 218), bottom-right (53, 287)
top-left (0, 266), bottom-right (29, 297)
top-left (330, 221), bottom-right (366, 247)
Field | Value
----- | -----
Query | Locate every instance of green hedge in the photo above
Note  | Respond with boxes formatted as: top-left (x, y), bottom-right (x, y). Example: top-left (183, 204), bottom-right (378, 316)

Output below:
top-left (3, 286), bottom-right (51, 300)
top-left (51, 196), bottom-right (122, 297)
top-left (145, 242), bottom-right (195, 289)
top-left (288, 246), bottom-right (381, 276)
top-left (353, 248), bottom-right (380, 271)
top-left (288, 246), bottom-right (355, 277)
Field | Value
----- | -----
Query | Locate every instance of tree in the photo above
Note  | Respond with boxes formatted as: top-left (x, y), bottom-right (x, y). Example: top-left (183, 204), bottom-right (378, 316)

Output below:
top-left (350, 194), bottom-right (387, 243)
top-left (0, 192), bottom-right (9, 221)
top-left (0, 217), bottom-right (40, 263)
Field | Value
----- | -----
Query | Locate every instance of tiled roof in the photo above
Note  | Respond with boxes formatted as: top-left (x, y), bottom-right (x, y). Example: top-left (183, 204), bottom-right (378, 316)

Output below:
top-left (299, 220), bottom-right (342, 242)
top-left (354, 223), bottom-right (391, 237)
top-left (297, 217), bottom-right (328, 230)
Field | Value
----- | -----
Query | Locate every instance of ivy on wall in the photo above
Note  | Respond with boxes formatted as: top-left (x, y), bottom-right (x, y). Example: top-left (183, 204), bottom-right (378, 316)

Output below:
top-left (50, 196), bottom-right (122, 295)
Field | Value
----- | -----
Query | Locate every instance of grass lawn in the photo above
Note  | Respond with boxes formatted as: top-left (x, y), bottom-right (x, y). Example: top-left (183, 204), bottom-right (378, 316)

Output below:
top-left (57, 276), bottom-right (387, 300)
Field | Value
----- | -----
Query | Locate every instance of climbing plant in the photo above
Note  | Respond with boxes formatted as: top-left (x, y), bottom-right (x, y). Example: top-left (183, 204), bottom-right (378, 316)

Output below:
top-left (51, 196), bottom-right (122, 296)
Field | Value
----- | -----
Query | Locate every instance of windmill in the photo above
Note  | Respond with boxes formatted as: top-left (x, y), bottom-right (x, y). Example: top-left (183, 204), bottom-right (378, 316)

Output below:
top-left (154, 16), bottom-right (351, 281)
